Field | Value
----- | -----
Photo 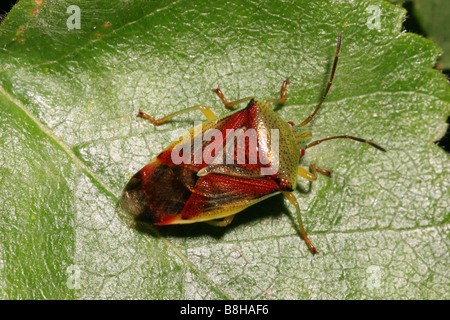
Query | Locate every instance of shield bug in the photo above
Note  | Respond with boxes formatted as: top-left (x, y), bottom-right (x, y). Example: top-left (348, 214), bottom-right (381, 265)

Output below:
top-left (120, 31), bottom-right (385, 254)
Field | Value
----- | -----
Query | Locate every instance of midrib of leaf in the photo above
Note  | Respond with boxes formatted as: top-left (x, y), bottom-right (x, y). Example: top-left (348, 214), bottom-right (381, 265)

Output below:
top-left (0, 86), bottom-right (115, 197)
top-left (0, 84), bottom-right (231, 299)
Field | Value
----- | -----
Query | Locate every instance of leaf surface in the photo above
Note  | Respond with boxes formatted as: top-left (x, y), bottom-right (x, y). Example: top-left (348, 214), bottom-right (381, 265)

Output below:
top-left (0, 0), bottom-right (449, 299)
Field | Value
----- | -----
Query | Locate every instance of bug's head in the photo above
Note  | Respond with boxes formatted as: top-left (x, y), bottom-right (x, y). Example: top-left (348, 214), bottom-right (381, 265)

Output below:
top-left (287, 121), bottom-right (311, 158)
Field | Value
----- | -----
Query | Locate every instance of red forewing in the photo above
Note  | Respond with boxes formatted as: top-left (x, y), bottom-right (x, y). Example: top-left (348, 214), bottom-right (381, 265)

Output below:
top-left (157, 100), bottom-right (274, 175)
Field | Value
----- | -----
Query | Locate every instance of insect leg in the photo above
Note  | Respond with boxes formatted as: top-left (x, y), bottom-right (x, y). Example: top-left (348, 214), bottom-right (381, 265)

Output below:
top-left (205, 215), bottom-right (235, 227)
top-left (309, 163), bottom-right (333, 177)
top-left (212, 86), bottom-right (254, 108)
top-left (282, 191), bottom-right (319, 254)
top-left (297, 166), bottom-right (317, 181)
top-left (266, 78), bottom-right (290, 106)
top-left (137, 104), bottom-right (217, 125)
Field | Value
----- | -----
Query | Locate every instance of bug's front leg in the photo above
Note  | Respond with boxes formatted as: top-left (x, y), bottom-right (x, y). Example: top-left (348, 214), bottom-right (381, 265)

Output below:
top-left (266, 78), bottom-right (290, 106)
top-left (282, 191), bottom-right (319, 254)
top-left (212, 86), bottom-right (254, 108)
top-left (137, 104), bottom-right (217, 125)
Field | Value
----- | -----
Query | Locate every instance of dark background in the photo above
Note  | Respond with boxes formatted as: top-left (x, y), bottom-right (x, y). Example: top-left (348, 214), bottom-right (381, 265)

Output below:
top-left (1, 0), bottom-right (448, 153)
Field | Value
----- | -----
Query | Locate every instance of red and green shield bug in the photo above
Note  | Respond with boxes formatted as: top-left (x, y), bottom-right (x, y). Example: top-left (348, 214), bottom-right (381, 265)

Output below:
top-left (120, 31), bottom-right (386, 254)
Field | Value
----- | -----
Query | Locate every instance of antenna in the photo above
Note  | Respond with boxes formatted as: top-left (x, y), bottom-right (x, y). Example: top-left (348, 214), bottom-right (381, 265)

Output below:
top-left (298, 31), bottom-right (342, 127)
top-left (306, 135), bottom-right (386, 152)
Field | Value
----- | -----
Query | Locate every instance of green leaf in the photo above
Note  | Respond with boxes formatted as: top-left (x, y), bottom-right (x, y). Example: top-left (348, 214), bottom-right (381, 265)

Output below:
top-left (0, 0), bottom-right (448, 299)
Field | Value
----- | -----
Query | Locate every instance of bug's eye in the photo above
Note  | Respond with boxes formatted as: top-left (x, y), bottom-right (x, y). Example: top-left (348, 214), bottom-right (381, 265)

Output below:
top-left (300, 149), bottom-right (305, 156)
top-left (287, 121), bottom-right (294, 126)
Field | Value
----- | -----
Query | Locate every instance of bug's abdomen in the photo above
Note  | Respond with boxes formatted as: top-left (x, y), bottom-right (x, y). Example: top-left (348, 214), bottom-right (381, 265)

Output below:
top-left (120, 159), bottom-right (199, 225)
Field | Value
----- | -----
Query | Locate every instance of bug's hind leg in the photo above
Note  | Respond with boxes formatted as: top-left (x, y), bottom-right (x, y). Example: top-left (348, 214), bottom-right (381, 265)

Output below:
top-left (282, 191), bottom-right (319, 254)
top-left (266, 78), bottom-right (290, 106)
top-left (205, 215), bottom-right (235, 227)
top-left (137, 104), bottom-right (217, 125)
top-left (212, 86), bottom-right (254, 108)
